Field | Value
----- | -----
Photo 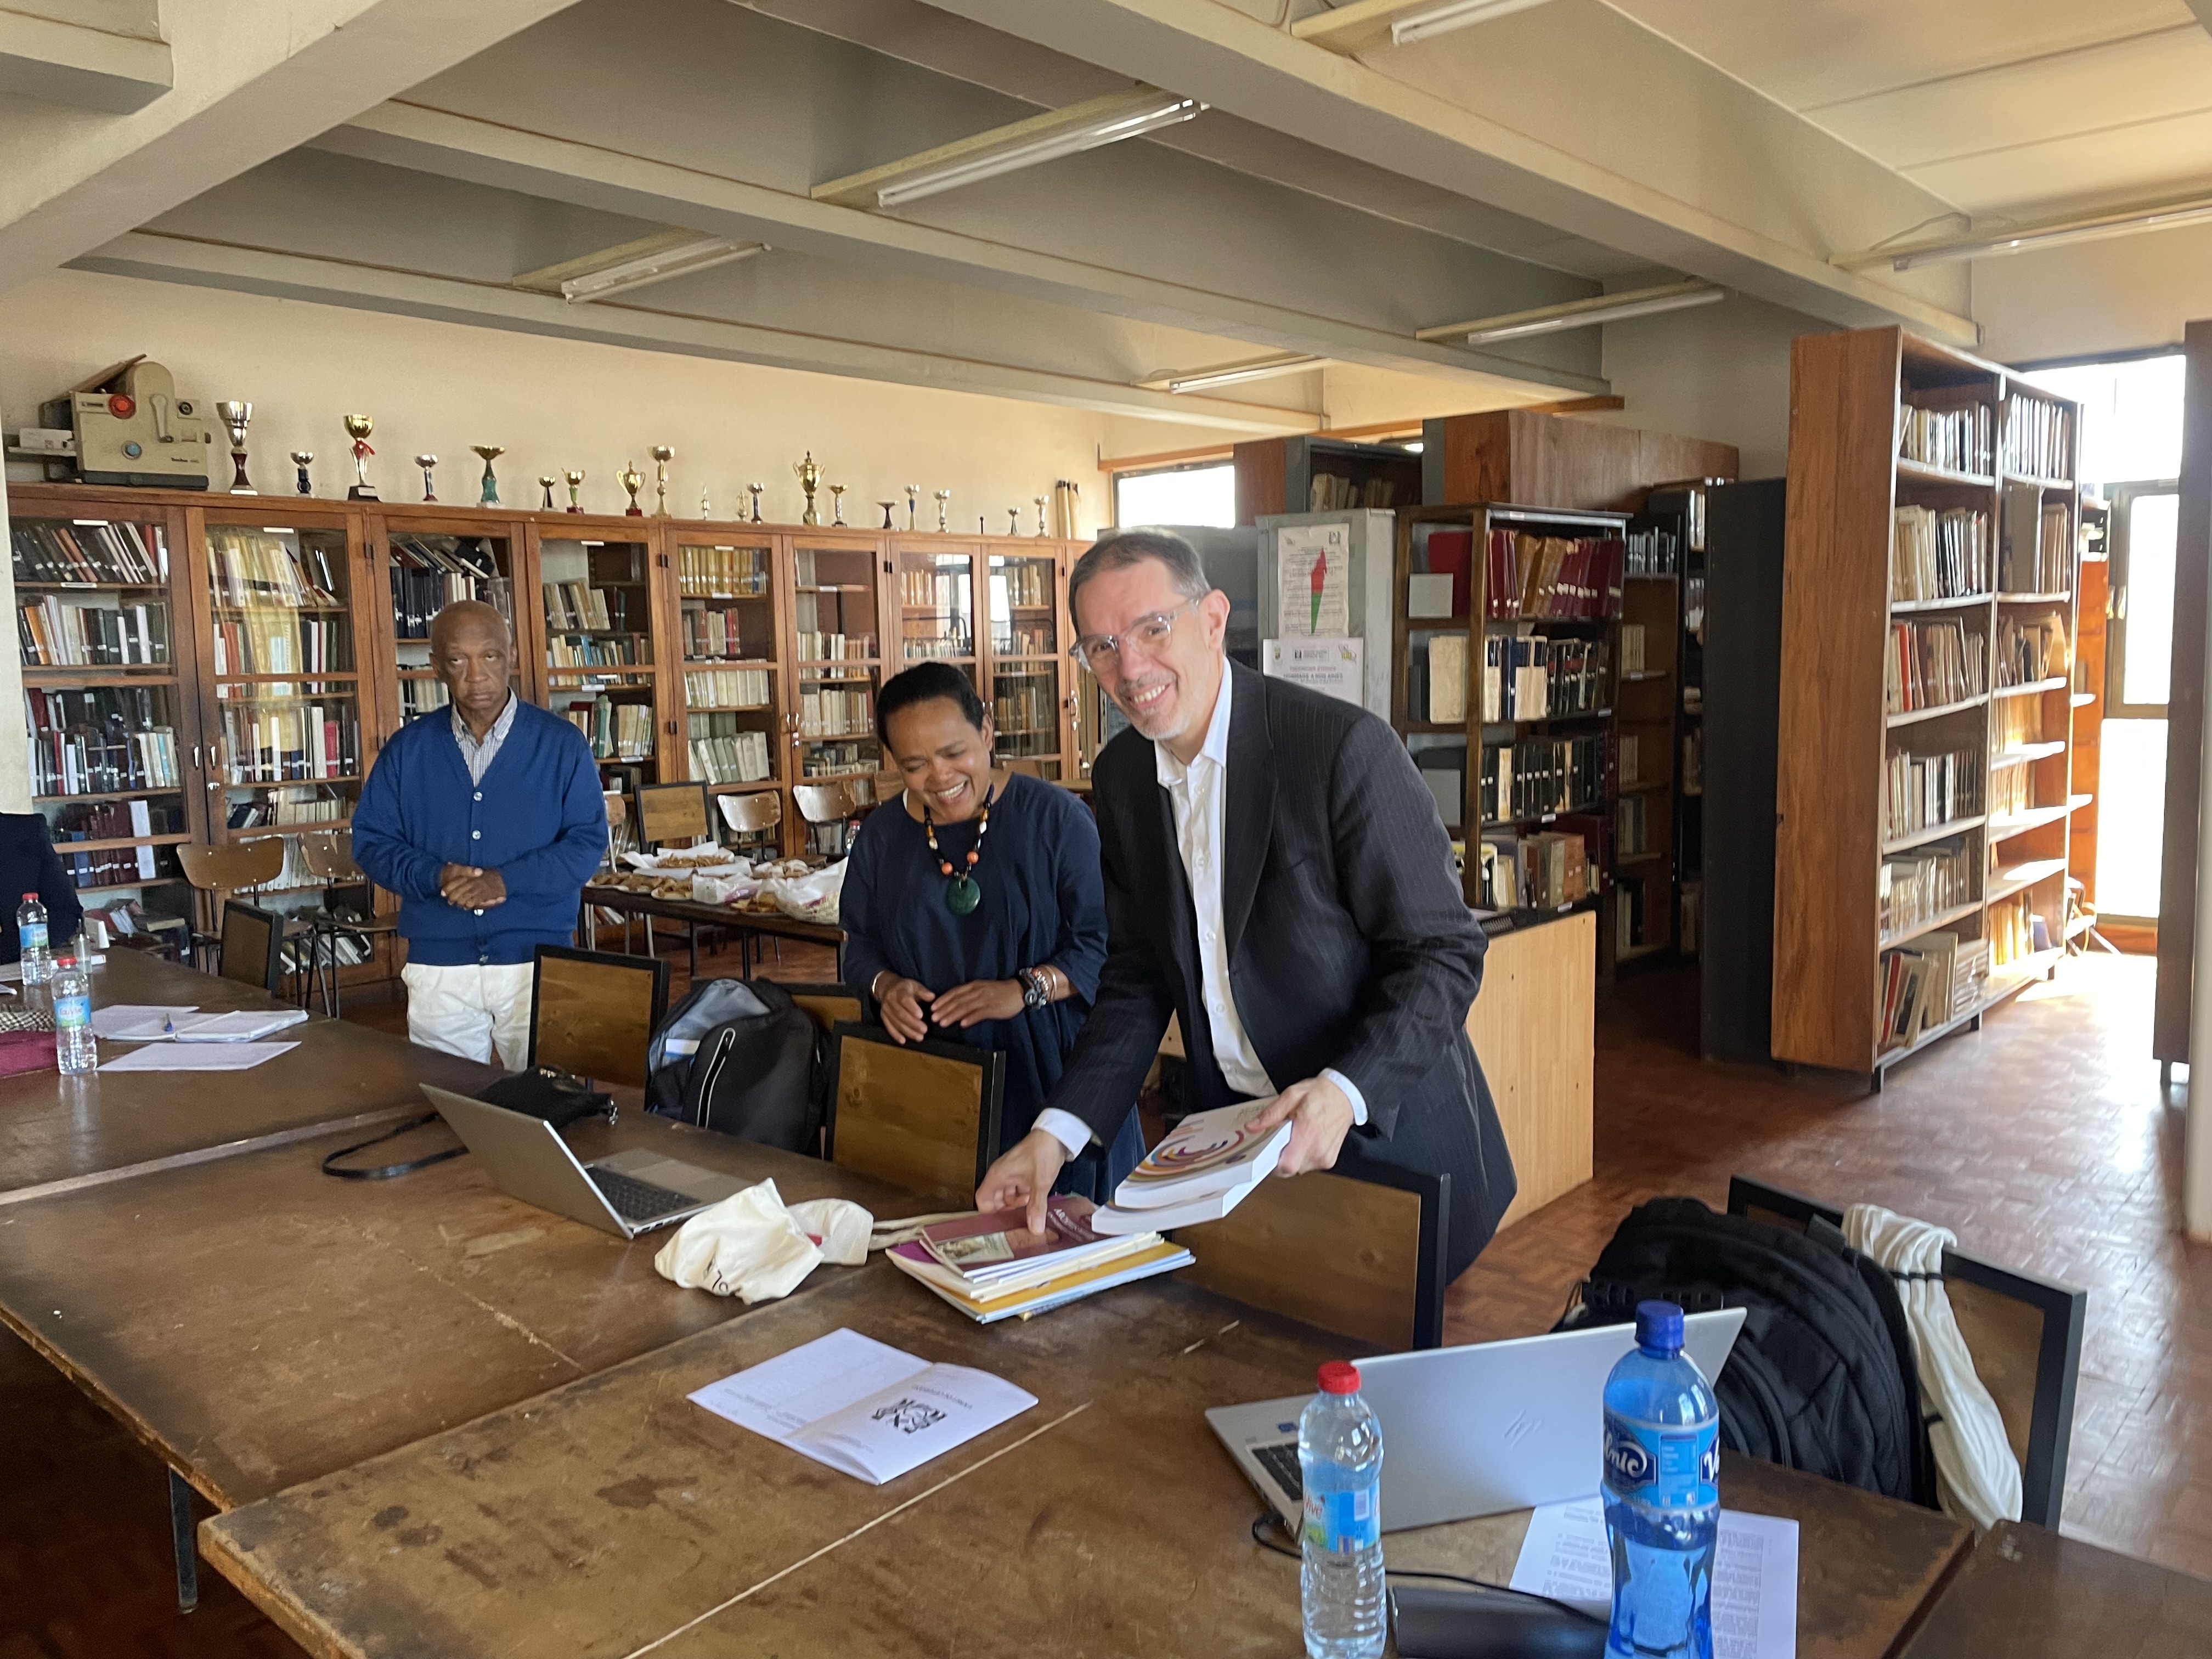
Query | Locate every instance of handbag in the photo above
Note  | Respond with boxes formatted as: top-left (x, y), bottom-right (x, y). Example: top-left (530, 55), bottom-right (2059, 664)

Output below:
top-left (321, 1065), bottom-right (615, 1181)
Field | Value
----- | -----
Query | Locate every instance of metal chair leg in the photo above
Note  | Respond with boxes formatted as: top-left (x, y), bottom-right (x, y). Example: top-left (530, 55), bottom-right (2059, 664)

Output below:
top-left (169, 1467), bottom-right (199, 1613)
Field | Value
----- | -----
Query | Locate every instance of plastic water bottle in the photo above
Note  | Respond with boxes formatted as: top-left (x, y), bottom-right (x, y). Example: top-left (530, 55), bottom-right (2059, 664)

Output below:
top-left (1299, 1359), bottom-right (1385, 1659)
top-left (16, 892), bottom-right (51, 985)
top-left (1602, 1300), bottom-right (1720, 1659)
top-left (53, 948), bottom-right (96, 1076)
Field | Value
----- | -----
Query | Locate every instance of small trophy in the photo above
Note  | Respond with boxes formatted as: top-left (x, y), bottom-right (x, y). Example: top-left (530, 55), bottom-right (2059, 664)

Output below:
top-left (934, 489), bottom-right (951, 533)
top-left (217, 401), bottom-right (255, 494)
top-left (415, 455), bottom-right (438, 503)
top-left (651, 445), bottom-right (674, 515)
top-left (289, 450), bottom-right (314, 496)
top-left (905, 484), bottom-right (920, 530)
top-left (830, 483), bottom-right (847, 526)
top-left (472, 444), bottom-right (505, 505)
top-left (700, 486), bottom-right (712, 518)
top-left (1035, 496), bottom-right (1049, 536)
top-left (877, 500), bottom-right (897, 529)
top-left (619, 461), bottom-right (645, 517)
top-left (1007, 507), bottom-right (1021, 535)
top-left (563, 469), bottom-right (586, 513)
top-left (342, 414), bottom-right (377, 500)
top-left (793, 452), bottom-right (822, 526)
top-left (538, 475), bottom-right (557, 510)
top-left (747, 483), bottom-right (764, 523)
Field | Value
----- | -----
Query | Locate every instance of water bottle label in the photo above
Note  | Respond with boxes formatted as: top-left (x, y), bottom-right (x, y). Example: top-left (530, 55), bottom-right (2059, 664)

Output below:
top-left (54, 994), bottom-right (91, 1032)
top-left (1302, 1482), bottom-right (1380, 1553)
top-left (19, 922), bottom-right (46, 953)
top-left (1604, 1409), bottom-right (1718, 1511)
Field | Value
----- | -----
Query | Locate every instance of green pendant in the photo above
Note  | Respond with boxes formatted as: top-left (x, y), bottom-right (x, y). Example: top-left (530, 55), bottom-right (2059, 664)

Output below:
top-left (945, 873), bottom-right (981, 916)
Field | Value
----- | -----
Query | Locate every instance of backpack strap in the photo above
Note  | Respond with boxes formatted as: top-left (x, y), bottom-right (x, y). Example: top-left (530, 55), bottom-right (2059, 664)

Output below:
top-left (320, 1111), bottom-right (467, 1181)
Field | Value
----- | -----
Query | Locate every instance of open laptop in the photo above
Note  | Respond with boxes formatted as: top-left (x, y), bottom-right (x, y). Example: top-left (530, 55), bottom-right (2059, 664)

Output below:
top-left (1208, 1307), bottom-right (1745, 1532)
top-left (421, 1084), bottom-right (748, 1240)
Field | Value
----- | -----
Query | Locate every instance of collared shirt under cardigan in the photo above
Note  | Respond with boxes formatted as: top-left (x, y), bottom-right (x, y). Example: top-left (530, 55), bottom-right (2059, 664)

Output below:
top-left (1032, 665), bottom-right (1368, 1160)
top-left (452, 690), bottom-right (520, 787)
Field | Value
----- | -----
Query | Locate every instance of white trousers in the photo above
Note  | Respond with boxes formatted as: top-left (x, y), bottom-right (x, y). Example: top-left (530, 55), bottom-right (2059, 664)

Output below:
top-left (402, 961), bottom-right (535, 1071)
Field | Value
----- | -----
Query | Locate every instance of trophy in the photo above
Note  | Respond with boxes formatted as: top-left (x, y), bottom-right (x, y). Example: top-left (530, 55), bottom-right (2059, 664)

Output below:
top-left (934, 489), bottom-right (951, 533)
top-left (538, 475), bottom-right (557, 510)
top-left (289, 450), bottom-right (314, 496)
top-left (217, 401), bottom-right (255, 494)
top-left (472, 444), bottom-right (505, 505)
top-left (829, 482), bottom-right (847, 526)
top-left (342, 414), bottom-right (378, 500)
top-left (747, 483), bottom-right (764, 523)
top-left (563, 469), bottom-right (586, 513)
top-left (700, 486), bottom-right (712, 518)
top-left (1035, 496), bottom-right (1049, 537)
top-left (905, 484), bottom-right (920, 530)
top-left (793, 452), bottom-right (822, 526)
top-left (415, 455), bottom-right (438, 503)
top-left (1007, 507), bottom-right (1021, 535)
top-left (619, 461), bottom-right (645, 517)
top-left (877, 500), bottom-right (897, 529)
top-left (651, 445), bottom-right (674, 515)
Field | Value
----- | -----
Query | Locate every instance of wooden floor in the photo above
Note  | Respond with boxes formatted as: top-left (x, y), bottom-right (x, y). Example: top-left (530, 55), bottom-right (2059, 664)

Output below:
top-left (3, 945), bottom-right (2206, 1655)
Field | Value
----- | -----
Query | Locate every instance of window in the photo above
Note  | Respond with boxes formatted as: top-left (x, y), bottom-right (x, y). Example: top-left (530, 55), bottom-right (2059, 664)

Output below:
top-left (1112, 462), bottom-right (1235, 529)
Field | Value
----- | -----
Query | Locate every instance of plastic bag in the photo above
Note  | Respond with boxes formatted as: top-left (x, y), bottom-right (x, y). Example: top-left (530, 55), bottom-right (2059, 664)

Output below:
top-left (652, 1178), bottom-right (874, 1302)
top-left (764, 860), bottom-right (846, 923)
top-left (692, 870), bottom-right (761, 906)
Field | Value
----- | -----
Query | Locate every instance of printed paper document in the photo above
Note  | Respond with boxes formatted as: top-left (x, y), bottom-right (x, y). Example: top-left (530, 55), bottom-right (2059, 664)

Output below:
top-left (89, 1005), bottom-right (199, 1040)
top-left (99, 1041), bottom-right (300, 1073)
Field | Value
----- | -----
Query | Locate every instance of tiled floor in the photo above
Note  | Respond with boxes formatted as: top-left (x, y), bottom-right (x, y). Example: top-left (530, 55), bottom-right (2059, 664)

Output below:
top-left (2, 946), bottom-right (2206, 1655)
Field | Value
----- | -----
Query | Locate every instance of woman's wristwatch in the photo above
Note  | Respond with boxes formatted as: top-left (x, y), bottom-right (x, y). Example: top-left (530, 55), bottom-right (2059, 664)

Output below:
top-left (1015, 967), bottom-right (1050, 1011)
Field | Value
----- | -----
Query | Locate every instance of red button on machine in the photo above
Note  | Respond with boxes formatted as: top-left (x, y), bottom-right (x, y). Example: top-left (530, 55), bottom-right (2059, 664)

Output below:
top-left (107, 393), bottom-right (136, 419)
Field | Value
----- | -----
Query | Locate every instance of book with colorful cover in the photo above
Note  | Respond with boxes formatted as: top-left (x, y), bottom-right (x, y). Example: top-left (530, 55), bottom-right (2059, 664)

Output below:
top-left (1111, 1102), bottom-right (1291, 1211)
top-left (917, 1197), bottom-right (1118, 1284)
top-left (889, 1237), bottom-right (1193, 1324)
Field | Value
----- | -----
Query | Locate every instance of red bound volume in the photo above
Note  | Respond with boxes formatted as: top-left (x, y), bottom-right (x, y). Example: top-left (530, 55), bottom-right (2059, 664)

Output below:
top-left (1426, 530), bottom-right (1473, 618)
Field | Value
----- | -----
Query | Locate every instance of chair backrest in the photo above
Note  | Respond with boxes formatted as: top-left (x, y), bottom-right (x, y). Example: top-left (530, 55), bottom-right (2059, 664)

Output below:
top-left (528, 945), bottom-right (670, 1088)
top-left (793, 782), bottom-right (855, 826)
top-left (1005, 757), bottom-right (1047, 778)
top-left (179, 838), bottom-right (284, 897)
top-left (777, 981), bottom-right (864, 1034)
top-left (637, 781), bottom-right (712, 848)
top-left (1177, 1160), bottom-right (1448, 1350)
top-left (296, 828), bottom-right (364, 883)
top-left (871, 769), bottom-right (905, 806)
top-left (826, 1024), bottom-right (1003, 1204)
top-left (718, 790), bottom-right (783, 836)
top-left (217, 900), bottom-right (285, 995)
top-left (1726, 1174), bottom-right (2087, 1529)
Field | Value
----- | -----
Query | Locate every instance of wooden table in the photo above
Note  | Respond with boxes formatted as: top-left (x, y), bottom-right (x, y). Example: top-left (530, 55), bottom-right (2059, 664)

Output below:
top-left (202, 1267), bottom-right (1972, 1659)
top-left (1895, 1520), bottom-right (2212, 1657)
top-left (0, 947), bottom-right (490, 1207)
top-left (583, 882), bottom-right (842, 977)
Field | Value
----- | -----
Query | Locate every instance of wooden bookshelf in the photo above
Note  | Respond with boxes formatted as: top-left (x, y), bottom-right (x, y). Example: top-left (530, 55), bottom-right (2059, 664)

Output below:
top-left (1774, 326), bottom-right (2080, 1085)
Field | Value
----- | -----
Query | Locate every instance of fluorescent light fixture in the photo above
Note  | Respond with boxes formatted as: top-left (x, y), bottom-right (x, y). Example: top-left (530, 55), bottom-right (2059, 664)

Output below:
top-left (1837, 194), bottom-right (2212, 272)
top-left (559, 238), bottom-right (765, 303)
top-left (874, 93), bottom-right (1202, 208)
top-left (1141, 353), bottom-right (1325, 394)
top-left (1417, 280), bottom-right (1724, 347)
top-left (1392, 0), bottom-right (1557, 46)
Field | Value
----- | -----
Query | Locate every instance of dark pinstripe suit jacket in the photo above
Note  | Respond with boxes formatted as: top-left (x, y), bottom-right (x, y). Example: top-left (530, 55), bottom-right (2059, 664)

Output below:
top-left (1045, 662), bottom-right (1517, 1278)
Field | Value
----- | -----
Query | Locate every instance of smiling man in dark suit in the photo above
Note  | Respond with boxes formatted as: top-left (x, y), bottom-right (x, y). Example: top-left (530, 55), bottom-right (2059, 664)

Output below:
top-left (976, 528), bottom-right (1515, 1279)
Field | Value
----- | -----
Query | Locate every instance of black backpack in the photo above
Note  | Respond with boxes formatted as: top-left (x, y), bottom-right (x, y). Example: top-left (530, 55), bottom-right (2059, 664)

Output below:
top-left (645, 978), bottom-right (824, 1152)
top-left (1559, 1197), bottom-right (1937, 1509)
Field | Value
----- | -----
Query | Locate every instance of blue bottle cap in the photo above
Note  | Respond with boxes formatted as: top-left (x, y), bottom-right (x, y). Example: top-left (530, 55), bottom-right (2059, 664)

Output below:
top-left (1634, 1299), bottom-right (1685, 1354)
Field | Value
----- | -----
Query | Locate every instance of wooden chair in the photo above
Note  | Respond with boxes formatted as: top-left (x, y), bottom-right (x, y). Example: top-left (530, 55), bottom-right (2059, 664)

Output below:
top-left (778, 981), bottom-right (864, 1035)
top-left (1005, 757), bottom-right (1048, 779)
top-left (1178, 1159), bottom-right (1449, 1351)
top-left (793, 781), bottom-right (856, 857)
top-left (1726, 1175), bottom-right (2087, 1529)
top-left (826, 1023), bottom-right (1003, 1203)
top-left (216, 901), bottom-right (286, 996)
top-left (527, 945), bottom-right (670, 1088)
top-left (602, 788), bottom-right (633, 867)
top-left (717, 789), bottom-right (783, 854)
top-left (638, 780), bottom-right (712, 849)
top-left (295, 828), bottom-right (399, 1017)
top-left (179, 839), bottom-right (310, 990)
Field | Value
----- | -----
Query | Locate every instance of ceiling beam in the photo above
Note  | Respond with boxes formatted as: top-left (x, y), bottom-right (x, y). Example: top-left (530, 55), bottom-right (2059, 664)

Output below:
top-left (0, 8), bottom-right (172, 112)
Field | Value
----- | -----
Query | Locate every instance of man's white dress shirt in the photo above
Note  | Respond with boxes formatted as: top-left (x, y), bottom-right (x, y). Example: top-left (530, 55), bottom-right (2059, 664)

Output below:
top-left (1034, 664), bottom-right (1365, 1160)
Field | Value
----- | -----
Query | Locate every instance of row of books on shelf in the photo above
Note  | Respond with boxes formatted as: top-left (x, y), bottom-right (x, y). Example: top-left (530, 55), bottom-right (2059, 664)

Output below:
top-left (2001, 397), bottom-right (2072, 481)
top-left (217, 705), bottom-right (360, 784)
top-left (686, 717), bottom-right (773, 785)
top-left (544, 582), bottom-right (642, 633)
top-left (1899, 397), bottom-right (1991, 475)
top-left (1989, 765), bottom-right (2039, 817)
top-left (1999, 487), bottom-right (2073, 594)
top-left (1879, 930), bottom-right (1987, 1053)
top-left (13, 519), bottom-right (165, 586)
top-left (799, 686), bottom-right (872, 740)
top-left (1993, 698), bottom-right (2046, 748)
top-left (226, 786), bottom-right (345, 829)
top-left (60, 838), bottom-right (166, 890)
top-left (679, 545), bottom-right (770, 599)
top-left (391, 539), bottom-right (503, 639)
top-left (1619, 624), bottom-right (1651, 675)
top-left (1486, 531), bottom-right (1626, 620)
top-left (212, 616), bottom-right (350, 676)
top-left (795, 631), bottom-right (874, 661)
top-left (1616, 875), bottom-right (1657, 956)
top-left (1617, 794), bottom-right (1651, 857)
top-left (902, 630), bottom-right (972, 662)
top-left (1988, 894), bottom-right (2048, 969)
top-left (996, 624), bottom-right (1056, 656)
top-left (560, 695), bottom-right (654, 761)
top-left (1880, 842), bottom-right (1975, 939)
top-left (1892, 506), bottom-right (1989, 602)
top-left (20, 595), bottom-right (169, 668)
top-left (1623, 524), bottom-right (1680, 575)
top-left (900, 568), bottom-right (969, 611)
top-left (999, 563), bottom-right (1053, 608)
top-left (548, 635), bottom-right (648, 668)
top-left (28, 688), bottom-right (180, 795)
top-left (402, 678), bottom-right (450, 719)
top-left (1308, 472), bottom-right (1401, 511)
top-left (209, 529), bottom-right (343, 609)
top-left (1476, 826), bottom-right (1595, 912)
top-left (993, 678), bottom-right (1054, 734)
top-left (682, 608), bottom-right (765, 662)
top-left (1996, 612), bottom-right (2068, 687)
top-left (1885, 618), bottom-right (1986, 714)
top-left (802, 742), bottom-right (875, 777)
top-left (1476, 633), bottom-right (1607, 724)
top-left (685, 667), bottom-right (771, 707)
top-left (1883, 747), bottom-right (1980, 841)
top-left (52, 797), bottom-right (182, 842)
top-left (1479, 733), bottom-right (1607, 825)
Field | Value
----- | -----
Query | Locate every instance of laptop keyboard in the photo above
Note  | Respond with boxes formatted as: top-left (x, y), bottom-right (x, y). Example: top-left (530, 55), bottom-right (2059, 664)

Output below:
top-left (1253, 1441), bottom-right (1304, 1503)
top-left (586, 1168), bottom-right (700, 1226)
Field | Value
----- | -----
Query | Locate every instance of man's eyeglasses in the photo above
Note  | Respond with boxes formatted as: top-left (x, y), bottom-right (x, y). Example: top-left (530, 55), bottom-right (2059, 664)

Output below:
top-left (1069, 598), bottom-right (1199, 674)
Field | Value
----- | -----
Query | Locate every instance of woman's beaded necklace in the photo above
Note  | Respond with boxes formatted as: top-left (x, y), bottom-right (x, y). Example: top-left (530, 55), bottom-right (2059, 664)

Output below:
top-left (923, 785), bottom-right (994, 915)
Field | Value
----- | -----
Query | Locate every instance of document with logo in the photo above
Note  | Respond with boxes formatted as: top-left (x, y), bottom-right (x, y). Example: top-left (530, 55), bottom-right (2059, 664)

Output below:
top-left (687, 1327), bottom-right (1037, 1486)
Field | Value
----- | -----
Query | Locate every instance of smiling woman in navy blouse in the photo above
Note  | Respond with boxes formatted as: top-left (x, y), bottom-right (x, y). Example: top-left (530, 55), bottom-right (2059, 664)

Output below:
top-left (839, 662), bottom-right (1142, 1203)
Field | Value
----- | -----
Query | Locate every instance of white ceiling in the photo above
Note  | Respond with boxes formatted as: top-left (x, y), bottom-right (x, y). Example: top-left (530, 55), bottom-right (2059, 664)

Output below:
top-left (1606, 0), bottom-right (2212, 218)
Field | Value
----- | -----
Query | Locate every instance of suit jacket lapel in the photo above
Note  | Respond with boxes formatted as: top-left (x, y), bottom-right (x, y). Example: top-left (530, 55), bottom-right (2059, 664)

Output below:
top-left (1221, 662), bottom-right (1273, 962)
top-left (1150, 779), bottom-right (1199, 1008)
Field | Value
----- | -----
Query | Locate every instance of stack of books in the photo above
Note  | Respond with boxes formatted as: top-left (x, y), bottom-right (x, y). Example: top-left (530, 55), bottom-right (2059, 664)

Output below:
top-left (888, 1197), bottom-right (1190, 1322)
top-left (1091, 1102), bottom-right (1294, 1233)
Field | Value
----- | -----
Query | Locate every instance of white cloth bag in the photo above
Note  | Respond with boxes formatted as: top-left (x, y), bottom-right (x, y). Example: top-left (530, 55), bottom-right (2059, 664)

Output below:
top-left (653, 1179), bottom-right (873, 1303)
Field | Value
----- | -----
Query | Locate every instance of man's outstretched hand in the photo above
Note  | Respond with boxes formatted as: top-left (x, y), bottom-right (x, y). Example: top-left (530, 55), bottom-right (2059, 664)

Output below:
top-left (440, 863), bottom-right (507, 910)
top-left (976, 1126), bottom-right (1069, 1234)
top-left (1242, 1075), bottom-right (1355, 1177)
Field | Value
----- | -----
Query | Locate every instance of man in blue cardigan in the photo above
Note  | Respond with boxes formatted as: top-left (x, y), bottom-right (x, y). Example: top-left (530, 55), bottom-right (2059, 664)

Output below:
top-left (354, 601), bottom-right (607, 1069)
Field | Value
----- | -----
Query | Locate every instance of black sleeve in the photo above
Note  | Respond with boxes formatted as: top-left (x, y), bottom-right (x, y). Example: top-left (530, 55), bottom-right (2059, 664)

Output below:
top-left (4, 818), bottom-right (83, 961)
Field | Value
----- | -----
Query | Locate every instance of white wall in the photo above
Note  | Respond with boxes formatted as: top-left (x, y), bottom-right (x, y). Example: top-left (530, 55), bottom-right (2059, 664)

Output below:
top-left (1593, 291), bottom-right (1832, 479)
top-left (1974, 226), bottom-right (2212, 366)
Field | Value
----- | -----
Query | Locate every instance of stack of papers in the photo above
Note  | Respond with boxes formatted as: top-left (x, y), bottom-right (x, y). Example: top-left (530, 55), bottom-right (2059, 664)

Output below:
top-left (887, 1196), bottom-right (1192, 1322)
top-left (1090, 1102), bottom-right (1293, 1233)
top-left (100, 1042), bottom-right (300, 1073)
top-left (91, 1005), bottom-right (309, 1042)
top-left (688, 1328), bottom-right (1036, 1485)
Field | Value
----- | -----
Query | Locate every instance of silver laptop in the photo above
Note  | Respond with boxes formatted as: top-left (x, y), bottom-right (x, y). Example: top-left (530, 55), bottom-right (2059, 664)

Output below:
top-left (422, 1084), bottom-right (748, 1239)
top-left (1207, 1307), bottom-right (1745, 1531)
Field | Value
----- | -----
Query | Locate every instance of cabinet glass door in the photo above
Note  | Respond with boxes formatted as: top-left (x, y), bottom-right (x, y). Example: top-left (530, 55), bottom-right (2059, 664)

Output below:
top-left (988, 550), bottom-right (1065, 779)
top-left (382, 521), bottom-right (521, 729)
top-left (789, 537), bottom-right (884, 784)
top-left (540, 533), bottom-right (661, 793)
top-left (675, 533), bottom-right (781, 847)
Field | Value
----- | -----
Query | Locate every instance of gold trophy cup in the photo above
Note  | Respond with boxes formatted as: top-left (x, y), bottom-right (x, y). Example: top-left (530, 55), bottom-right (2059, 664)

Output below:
top-left (793, 452), bottom-right (823, 526)
top-left (651, 445), bottom-right (674, 515)
top-left (619, 462), bottom-right (645, 517)
top-left (564, 469), bottom-right (585, 513)
top-left (472, 444), bottom-right (505, 506)
top-left (217, 401), bottom-right (254, 494)
top-left (538, 475), bottom-right (558, 511)
top-left (342, 414), bottom-right (377, 500)
top-left (415, 455), bottom-right (438, 503)
top-left (289, 450), bottom-right (314, 496)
